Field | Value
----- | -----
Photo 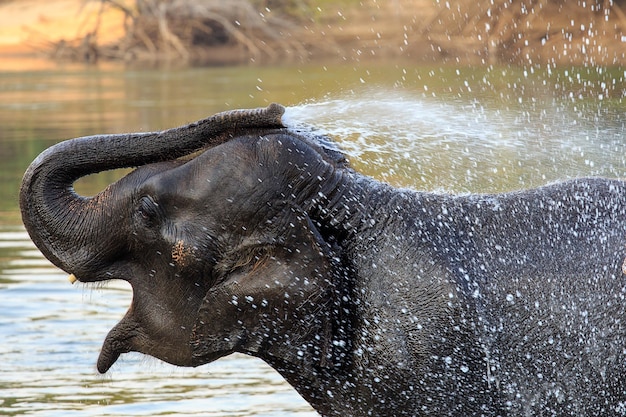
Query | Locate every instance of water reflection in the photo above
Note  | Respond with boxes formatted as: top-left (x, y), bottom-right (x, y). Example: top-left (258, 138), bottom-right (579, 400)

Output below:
top-left (0, 61), bottom-right (624, 415)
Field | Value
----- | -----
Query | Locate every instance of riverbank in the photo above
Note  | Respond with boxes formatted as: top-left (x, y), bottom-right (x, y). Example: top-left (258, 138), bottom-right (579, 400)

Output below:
top-left (0, 0), bottom-right (624, 68)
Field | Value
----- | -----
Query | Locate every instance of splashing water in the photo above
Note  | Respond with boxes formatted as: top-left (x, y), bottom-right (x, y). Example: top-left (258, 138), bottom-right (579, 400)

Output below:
top-left (284, 93), bottom-right (523, 152)
top-left (283, 92), bottom-right (626, 193)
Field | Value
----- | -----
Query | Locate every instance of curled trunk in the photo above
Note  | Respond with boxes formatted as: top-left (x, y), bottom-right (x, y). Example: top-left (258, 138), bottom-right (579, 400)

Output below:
top-left (20, 103), bottom-right (285, 276)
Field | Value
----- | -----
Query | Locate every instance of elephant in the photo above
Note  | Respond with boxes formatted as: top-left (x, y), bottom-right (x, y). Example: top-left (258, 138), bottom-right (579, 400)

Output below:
top-left (20, 103), bottom-right (626, 416)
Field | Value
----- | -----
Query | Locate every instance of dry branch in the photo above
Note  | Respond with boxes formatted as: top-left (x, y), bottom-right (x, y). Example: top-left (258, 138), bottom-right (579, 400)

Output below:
top-left (43, 0), bottom-right (315, 65)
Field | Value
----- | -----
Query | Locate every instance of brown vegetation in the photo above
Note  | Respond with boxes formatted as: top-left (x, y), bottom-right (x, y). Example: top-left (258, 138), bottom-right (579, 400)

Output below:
top-left (424, 0), bottom-right (626, 65)
top-left (59, 0), bottom-right (319, 65)
top-left (5, 0), bottom-right (626, 66)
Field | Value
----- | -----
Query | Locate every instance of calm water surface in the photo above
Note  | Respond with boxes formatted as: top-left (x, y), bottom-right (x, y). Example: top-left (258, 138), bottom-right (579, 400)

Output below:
top-left (0, 59), bottom-right (624, 416)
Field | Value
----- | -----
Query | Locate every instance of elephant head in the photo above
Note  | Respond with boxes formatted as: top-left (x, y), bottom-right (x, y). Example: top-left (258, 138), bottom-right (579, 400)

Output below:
top-left (20, 104), bottom-right (354, 377)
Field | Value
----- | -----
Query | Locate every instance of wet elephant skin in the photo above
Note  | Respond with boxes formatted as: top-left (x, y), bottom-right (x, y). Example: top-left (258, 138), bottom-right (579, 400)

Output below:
top-left (20, 104), bottom-right (626, 416)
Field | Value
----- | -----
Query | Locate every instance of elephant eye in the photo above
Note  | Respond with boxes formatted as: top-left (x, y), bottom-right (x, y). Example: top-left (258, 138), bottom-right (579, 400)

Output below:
top-left (136, 196), bottom-right (160, 226)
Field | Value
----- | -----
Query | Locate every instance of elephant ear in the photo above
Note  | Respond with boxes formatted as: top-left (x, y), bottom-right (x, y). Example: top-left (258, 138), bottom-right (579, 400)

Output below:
top-left (190, 206), bottom-right (343, 368)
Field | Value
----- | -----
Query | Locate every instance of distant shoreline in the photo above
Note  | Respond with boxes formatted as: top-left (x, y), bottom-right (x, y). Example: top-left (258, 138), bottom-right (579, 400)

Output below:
top-left (0, 0), bottom-right (624, 68)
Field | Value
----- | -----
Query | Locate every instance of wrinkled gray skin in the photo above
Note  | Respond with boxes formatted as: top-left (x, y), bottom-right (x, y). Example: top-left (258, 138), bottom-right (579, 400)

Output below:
top-left (20, 104), bottom-right (626, 416)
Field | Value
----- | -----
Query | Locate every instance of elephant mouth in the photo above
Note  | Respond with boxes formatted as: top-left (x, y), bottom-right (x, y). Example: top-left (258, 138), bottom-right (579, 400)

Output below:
top-left (92, 276), bottom-right (232, 373)
top-left (96, 310), bottom-right (205, 373)
top-left (96, 316), bottom-right (233, 373)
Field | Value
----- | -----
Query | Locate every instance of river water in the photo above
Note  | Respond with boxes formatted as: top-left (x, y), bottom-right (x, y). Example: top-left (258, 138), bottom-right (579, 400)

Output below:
top-left (0, 59), bottom-right (624, 416)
